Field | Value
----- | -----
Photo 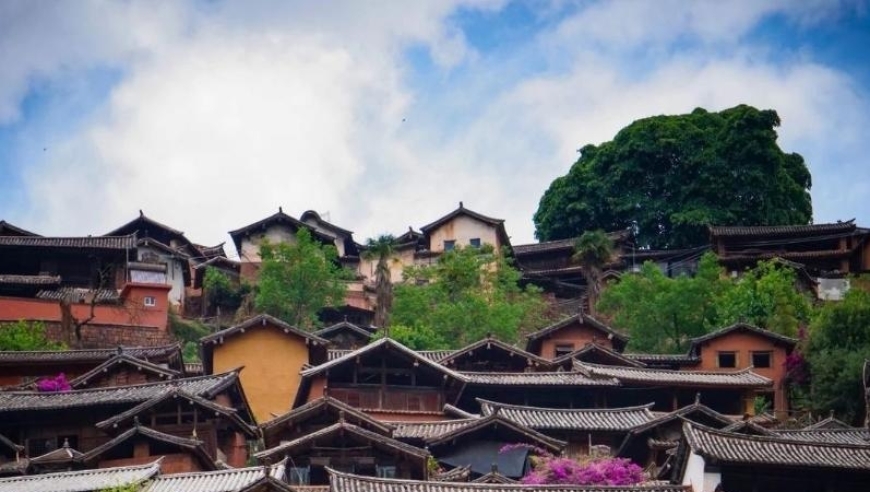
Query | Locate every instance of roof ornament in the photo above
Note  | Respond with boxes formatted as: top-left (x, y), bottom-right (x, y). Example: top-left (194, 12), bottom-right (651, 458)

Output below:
top-left (279, 206), bottom-right (283, 213)
top-left (139, 209), bottom-right (144, 217)
top-left (133, 416), bottom-right (141, 428)
top-left (491, 462), bottom-right (498, 473)
top-left (62, 438), bottom-right (70, 449)
top-left (117, 346), bottom-right (124, 355)
top-left (338, 410), bottom-right (346, 423)
top-left (695, 392), bottom-right (701, 404)
top-left (459, 201), bottom-right (464, 209)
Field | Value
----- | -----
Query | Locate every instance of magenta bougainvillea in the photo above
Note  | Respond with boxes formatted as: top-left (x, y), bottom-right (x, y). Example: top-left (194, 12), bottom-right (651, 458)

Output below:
top-left (501, 444), bottom-right (644, 486)
top-left (36, 373), bottom-right (71, 392)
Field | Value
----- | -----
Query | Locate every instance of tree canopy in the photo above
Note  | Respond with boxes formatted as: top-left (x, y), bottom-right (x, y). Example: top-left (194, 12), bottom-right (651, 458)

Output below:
top-left (0, 320), bottom-right (65, 351)
top-left (389, 245), bottom-right (555, 348)
top-left (598, 254), bottom-right (813, 352)
top-left (254, 227), bottom-right (351, 329)
top-left (534, 105), bottom-right (813, 249)
top-left (805, 285), bottom-right (870, 423)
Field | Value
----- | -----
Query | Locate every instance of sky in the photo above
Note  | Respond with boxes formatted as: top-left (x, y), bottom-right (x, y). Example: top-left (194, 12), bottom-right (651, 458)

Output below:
top-left (1, 0), bottom-right (869, 256)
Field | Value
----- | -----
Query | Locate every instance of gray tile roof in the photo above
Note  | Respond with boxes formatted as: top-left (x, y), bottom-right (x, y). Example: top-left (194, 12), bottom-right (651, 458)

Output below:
top-left (0, 274), bottom-right (61, 285)
top-left (0, 371), bottom-right (239, 413)
top-left (328, 469), bottom-right (692, 492)
top-left (200, 314), bottom-right (328, 346)
top-left (526, 314), bottom-right (629, 345)
top-left (0, 459), bottom-right (161, 492)
top-left (0, 344), bottom-right (181, 365)
top-left (461, 370), bottom-right (619, 387)
top-left (440, 338), bottom-right (550, 367)
top-left (684, 422), bottom-right (870, 470)
top-left (261, 396), bottom-right (394, 439)
top-left (709, 221), bottom-right (856, 237)
top-left (392, 419), bottom-right (481, 440)
top-left (69, 353), bottom-right (180, 388)
top-left (303, 338), bottom-right (466, 382)
top-left (255, 422), bottom-right (428, 462)
top-left (574, 362), bottom-right (772, 388)
top-left (35, 287), bottom-right (121, 303)
top-left (770, 428), bottom-right (870, 445)
top-left (143, 462), bottom-right (285, 492)
top-left (623, 354), bottom-right (700, 365)
top-left (688, 323), bottom-right (797, 351)
top-left (478, 399), bottom-right (657, 432)
top-left (0, 234), bottom-right (137, 250)
top-left (81, 425), bottom-right (214, 469)
top-left (313, 321), bottom-right (374, 340)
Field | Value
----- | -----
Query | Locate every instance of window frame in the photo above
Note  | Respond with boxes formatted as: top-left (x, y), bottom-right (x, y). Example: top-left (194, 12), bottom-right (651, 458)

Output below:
top-left (554, 343), bottom-right (575, 358)
top-left (469, 238), bottom-right (481, 248)
top-left (143, 296), bottom-right (157, 307)
top-left (443, 240), bottom-right (456, 251)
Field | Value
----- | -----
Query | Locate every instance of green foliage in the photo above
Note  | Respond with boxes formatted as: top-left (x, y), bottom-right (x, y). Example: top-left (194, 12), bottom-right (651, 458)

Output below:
top-left (0, 320), bottom-right (65, 351)
top-left (534, 105), bottom-right (813, 248)
top-left (99, 482), bottom-right (144, 492)
top-left (168, 314), bottom-right (210, 362)
top-left (598, 253), bottom-right (726, 352)
top-left (203, 267), bottom-right (249, 313)
top-left (715, 260), bottom-right (813, 337)
top-left (374, 324), bottom-right (450, 350)
top-left (255, 227), bottom-right (352, 329)
top-left (805, 287), bottom-right (870, 423)
top-left (600, 255), bottom-right (816, 352)
top-left (391, 245), bottom-right (555, 349)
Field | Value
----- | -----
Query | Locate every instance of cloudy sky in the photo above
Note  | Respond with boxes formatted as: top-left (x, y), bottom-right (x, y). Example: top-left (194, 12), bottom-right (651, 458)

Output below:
top-left (1, 0), bottom-right (868, 256)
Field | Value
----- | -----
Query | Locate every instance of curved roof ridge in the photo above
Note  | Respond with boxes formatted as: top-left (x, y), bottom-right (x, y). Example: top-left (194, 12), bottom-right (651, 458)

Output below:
top-left (477, 398), bottom-right (655, 413)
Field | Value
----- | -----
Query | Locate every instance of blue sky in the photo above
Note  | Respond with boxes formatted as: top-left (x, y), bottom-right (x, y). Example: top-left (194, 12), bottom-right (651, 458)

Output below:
top-left (0, 0), bottom-right (868, 253)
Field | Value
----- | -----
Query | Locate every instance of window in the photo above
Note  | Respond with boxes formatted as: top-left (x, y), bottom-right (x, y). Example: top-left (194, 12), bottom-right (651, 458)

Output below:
top-left (143, 296), bottom-right (156, 307)
top-left (444, 240), bottom-right (456, 251)
top-left (717, 351), bottom-right (737, 368)
top-left (377, 466), bottom-right (397, 478)
top-left (554, 343), bottom-right (575, 358)
top-left (469, 238), bottom-right (481, 248)
top-left (751, 351), bottom-right (772, 368)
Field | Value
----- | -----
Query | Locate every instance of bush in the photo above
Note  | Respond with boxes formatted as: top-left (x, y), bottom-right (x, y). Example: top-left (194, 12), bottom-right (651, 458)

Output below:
top-left (0, 320), bottom-right (65, 351)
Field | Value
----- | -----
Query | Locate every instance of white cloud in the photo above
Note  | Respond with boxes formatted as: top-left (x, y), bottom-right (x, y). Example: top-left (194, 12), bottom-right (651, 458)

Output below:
top-left (6, 0), bottom-right (870, 251)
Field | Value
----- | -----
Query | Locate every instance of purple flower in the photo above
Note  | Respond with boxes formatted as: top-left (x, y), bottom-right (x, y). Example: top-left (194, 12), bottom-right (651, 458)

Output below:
top-left (36, 373), bottom-right (71, 392)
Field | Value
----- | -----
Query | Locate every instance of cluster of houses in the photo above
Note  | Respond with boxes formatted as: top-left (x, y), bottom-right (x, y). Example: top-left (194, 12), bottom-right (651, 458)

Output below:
top-left (1, 205), bottom-right (870, 491)
top-left (0, 311), bottom-right (869, 492)
top-left (2, 203), bottom-right (870, 339)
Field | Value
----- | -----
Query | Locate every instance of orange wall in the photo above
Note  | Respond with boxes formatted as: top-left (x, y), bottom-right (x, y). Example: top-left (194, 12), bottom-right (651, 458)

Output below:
top-left (695, 331), bottom-right (789, 416)
top-left (0, 283), bottom-right (170, 330)
top-left (540, 324), bottom-right (614, 359)
top-left (212, 325), bottom-right (310, 423)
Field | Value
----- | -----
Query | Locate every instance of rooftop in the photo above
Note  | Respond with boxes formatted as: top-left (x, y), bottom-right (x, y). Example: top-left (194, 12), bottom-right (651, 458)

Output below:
top-left (478, 399), bottom-right (657, 432)
top-left (709, 221), bottom-right (856, 238)
top-left (574, 362), bottom-right (772, 388)
top-left (0, 460), bottom-right (161, 492)
top-left (0, 234), bottom-right (136, 250)
top-left (143, 462), bottom-right (285, 492)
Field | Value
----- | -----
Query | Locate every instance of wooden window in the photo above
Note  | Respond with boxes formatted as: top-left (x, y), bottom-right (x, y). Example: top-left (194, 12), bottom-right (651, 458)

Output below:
top-left (554, 343), bottom-right (575, 358)
top-left (144, 296), bottom-right (156, 307)
top-left (444, 240), bottom-right (456, 251)
top-left (377, 466), bottom-right (397, 478)
top-left (718, 351), bottom-right (737, 368)
top-left (469, 238), bottom-right (481, 248)
top-left (751, 351), bottom-right (772, 368)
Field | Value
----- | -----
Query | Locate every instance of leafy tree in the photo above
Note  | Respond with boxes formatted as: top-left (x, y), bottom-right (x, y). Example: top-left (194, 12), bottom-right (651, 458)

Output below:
top-left (391, 245), bottom-right (554, 348)
top-left (572, 230), bottom-right (613, 309)
top-left (534, 105), bottom-right (813, 248)
top-left (168, 314), bottom-right (210, 362)
top-left (363, 234), bottom-right (397, 330)
top-left (203, 267), bottom-right (249, 315)
top-left (255, 228), bottom-right (351, 329)
top-left (0, 320), bottom-right (65, 350)
top-left (805, 286), bottom-right (870, 424)
top-left (597, 252), bottom-right (726, 352)
top-left (714, 260), bottom-right (813, 337)
top-left (373, 323), bottom-right (450, 350)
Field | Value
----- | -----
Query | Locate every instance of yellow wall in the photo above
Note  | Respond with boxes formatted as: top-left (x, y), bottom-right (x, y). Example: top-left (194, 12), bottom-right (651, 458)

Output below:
top-left (212, 326), bottom-right (309, 423)
top-left (428, 215), bottom-right (499, 253)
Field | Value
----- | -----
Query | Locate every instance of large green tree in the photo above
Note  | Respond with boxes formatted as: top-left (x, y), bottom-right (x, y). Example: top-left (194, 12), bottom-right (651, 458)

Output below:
top-left (572, 230), bottom-right (614, 309)
top-left (534, 105), bottom-right (813, 248)
top-left (255, 228), bottom-right (351, 329)
top-left (390, 245), bottom-right (555, 348)
top-left (805, 286), bottom-right (870, 424)
top-left (598, 253), bottom-right (727, 352)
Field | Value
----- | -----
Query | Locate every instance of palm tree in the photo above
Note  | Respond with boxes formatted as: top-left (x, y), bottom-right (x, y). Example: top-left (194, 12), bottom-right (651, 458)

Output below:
top-left (572, 230), bottom-right (614, 312)
top-left (363, 234), bottom-right (398, 331)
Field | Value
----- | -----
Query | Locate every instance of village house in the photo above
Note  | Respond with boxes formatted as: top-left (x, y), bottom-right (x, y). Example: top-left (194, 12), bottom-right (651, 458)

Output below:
top-left (0, 370), bottom-right (257, 475)
top-left (0, 344), bottom-right (184, 389)
top-left (199, 314), bottom-right (329, 423)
